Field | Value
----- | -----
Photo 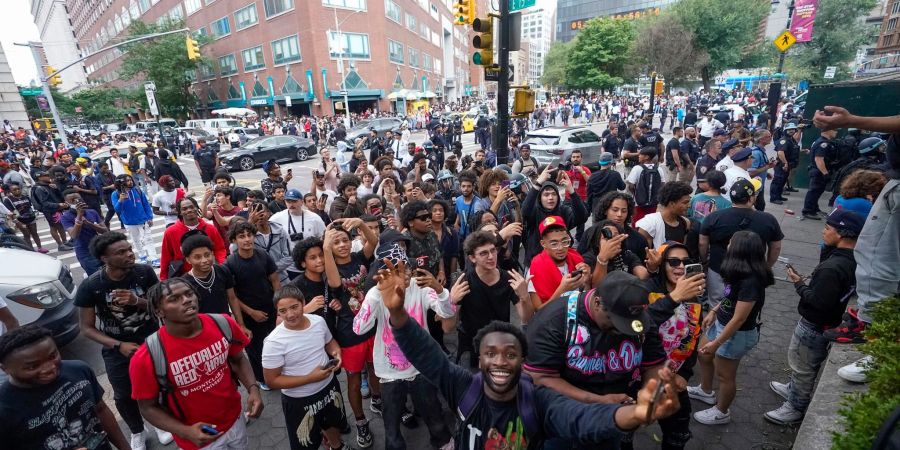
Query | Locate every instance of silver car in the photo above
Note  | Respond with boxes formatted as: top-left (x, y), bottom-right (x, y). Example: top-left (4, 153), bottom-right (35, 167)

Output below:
top-left (523, 126), bottom-right (604, 169)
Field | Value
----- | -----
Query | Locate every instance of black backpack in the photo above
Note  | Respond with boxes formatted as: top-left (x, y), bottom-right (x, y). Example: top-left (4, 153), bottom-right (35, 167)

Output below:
top-left (634, 163), bottom-right (661, 207)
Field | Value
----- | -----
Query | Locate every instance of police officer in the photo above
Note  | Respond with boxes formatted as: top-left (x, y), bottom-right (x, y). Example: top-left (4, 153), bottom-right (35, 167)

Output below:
top-left (770, 123), bottom-right (801, 205)
top-left (828, 137), bottom-right (889, 206)
top-left (366, 127), bottom-right (385, 164)
top-left (452, 114), bottom-right (463, 144)
top-left (475, 114), bottom-right (491, 151)
top-left (802, 129), bottom-right (838, 220)
top-left (431, 124), bottom-right (449, 170)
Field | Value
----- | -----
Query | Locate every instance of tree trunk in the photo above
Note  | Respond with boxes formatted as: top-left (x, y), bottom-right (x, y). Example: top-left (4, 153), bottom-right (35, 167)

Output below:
top-left (701, 66), bottom-right (711, 92)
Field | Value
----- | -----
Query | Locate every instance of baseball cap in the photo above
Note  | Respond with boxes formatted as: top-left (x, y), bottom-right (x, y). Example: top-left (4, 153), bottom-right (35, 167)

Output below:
top-left (731, 148), bottom-right (752, 162)
top-left (729, 178), bottom-right (762, 202)
top-left (422, 173), bottom-right (435, 182)
top-left (437, 169), bottom-right (455, 181)
top-left (713, 129), bottom-right (728, 137)
top-left (538, 215), bottom-right (567, 236)
top-left (596, 271), bottom-right (653, 336)
top-left (783, 123), bottom-right (799, 131)
top-left (599, 152), bottom-right (614, 166)
top-left (284, 189), bottom-right (303, 201)
top-left (826, 209), bottom-right (864, 237)
top-left (721, 139), bottom-right (739, 152)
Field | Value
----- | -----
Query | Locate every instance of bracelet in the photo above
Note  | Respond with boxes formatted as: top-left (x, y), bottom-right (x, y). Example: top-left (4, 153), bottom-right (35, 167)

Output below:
top-left (596, 256), bottom-right (608, 266)
top-left (247, 383), bottom-right (261, 391)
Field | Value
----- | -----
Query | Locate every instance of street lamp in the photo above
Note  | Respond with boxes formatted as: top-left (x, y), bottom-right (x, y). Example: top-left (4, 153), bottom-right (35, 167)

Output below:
top-left (331, 8), bottom-right (363, 128)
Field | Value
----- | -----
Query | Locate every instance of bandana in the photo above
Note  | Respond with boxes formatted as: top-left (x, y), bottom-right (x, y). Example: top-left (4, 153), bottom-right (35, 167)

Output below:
top-left (374, 242), bottom-right (409, 271)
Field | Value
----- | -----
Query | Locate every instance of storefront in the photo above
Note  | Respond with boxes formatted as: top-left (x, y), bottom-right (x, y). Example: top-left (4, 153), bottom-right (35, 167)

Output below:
top-left (323, 68), bottom-right (383, 116)
top-left (275, 70), bottom-right (316, 118)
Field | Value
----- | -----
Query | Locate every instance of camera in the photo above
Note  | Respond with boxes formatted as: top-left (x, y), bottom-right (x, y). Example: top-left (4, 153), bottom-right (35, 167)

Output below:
top-left (558, 161), bottom-right (572, 171)
top-left (289, 232), bottom-right (304, 242)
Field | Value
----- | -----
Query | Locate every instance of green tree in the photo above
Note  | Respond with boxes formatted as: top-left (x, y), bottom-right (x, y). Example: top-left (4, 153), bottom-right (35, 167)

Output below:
top-left (780, 0), bottom-right (877, 84)
top-left (630, 13), bottom-right (709, 93)
top-left (673, 0), bottom-right (769, 90)
top-left (565, 18), bottom-right (636, 91)
top-left (540, 41), bottom-right (572, 89)
top-left (22, 87), bottom-right (75, 119)
top-left (68, 87), bottom-right (143, 122)
top-left (119, 20), bottom-right (208, 118)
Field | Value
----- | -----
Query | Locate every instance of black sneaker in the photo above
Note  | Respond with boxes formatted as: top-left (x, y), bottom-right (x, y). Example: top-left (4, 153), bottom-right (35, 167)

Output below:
top-left (771, 199), bottom-right (784, 205)
top-left (369, 398), bottom-right (383, 415)
top-left (401, 412), bottom-right (418, 428)
top-left (356, 420), bottom-right (373, 448)
top-left (802, 213), bottom-right (822, 220)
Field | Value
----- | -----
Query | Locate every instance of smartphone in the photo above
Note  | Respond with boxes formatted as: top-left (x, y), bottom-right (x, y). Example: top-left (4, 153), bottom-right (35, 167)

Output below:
top-left (323, 358), bottom-right (339, 370)
top-left (319, 193), bottom-right (328, 203)
top-left (200, 425), bottom-right (219, 436)
top-left (501, 180), bottom-right (510, 189)
top-left (569, 269), bottom-right (584, 278)
top-left (600, 227), bottom-right (614, 240)
top-left (684, 263), bottom-right (703, 278)
top-left (287, 168), bottom-right (293, 174)
top-left (777, 256), bottom-right (791, 270)
top-left (645, 378), bottom-right (666, 423)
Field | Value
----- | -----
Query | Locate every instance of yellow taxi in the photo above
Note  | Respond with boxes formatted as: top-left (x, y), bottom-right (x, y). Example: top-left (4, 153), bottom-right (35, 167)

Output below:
top-left (462, 112), bottom-right (478, 133)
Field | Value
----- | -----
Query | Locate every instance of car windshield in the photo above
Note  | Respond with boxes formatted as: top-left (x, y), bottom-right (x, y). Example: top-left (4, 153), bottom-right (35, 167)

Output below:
top-left (351, 120), bottom-right (372, 130)
top-left (243, 136), bottom-right (267, 147)
top-left (525, 135), bottom-right (560, 146)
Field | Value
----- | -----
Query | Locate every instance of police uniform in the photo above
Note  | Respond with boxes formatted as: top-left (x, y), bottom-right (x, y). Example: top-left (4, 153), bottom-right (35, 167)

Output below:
top-left (802, 137), bottom-right (836, 217)
top-left (476, 116), bottom-right (491, 151)
top-left (770, 134), bottom-right (799, 202)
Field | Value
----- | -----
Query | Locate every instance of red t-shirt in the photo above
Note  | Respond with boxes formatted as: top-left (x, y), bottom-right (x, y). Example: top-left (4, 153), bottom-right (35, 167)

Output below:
top-left (566, 165), bottom-right (592, 201)
top-left (130, 314), bottom-right (249, 450)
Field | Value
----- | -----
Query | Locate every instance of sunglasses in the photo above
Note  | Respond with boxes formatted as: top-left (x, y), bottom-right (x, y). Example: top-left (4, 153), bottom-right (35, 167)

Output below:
top-left (414, 213), bottom-right (432, 221)
top-left (665, 257), bottom-right (694, 267)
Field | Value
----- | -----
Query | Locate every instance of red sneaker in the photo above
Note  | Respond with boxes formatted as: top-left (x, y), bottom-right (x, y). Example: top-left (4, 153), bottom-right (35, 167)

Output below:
top-left (824, 312), bottom-right (867, 344)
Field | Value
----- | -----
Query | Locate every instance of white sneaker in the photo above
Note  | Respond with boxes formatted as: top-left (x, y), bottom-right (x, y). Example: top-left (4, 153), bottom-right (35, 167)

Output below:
top-left (154, 427), bottom-right (174, 445)
top-left (130, 431), bottom-right (146, 450)
top-left (764, 401), bottom-right (804, 425)
top-left (687, 385), bottom-right (717, 405)
top-left (769, 381), bottom-right (790, 401)
top-left (693, 405), bottom-right (731, 425)
top-left (838, 356), bottom-right (872, 383)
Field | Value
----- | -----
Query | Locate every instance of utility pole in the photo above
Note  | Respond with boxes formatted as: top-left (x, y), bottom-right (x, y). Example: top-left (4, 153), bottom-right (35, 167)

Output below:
top-left (648, 71), bottom-right (657, 125)
top-left (496, 0), bottom-right (511, 165)
top-left (23, 42), bottom-right (69, 147)
top-left (768, 0), bottom-right (796, 131)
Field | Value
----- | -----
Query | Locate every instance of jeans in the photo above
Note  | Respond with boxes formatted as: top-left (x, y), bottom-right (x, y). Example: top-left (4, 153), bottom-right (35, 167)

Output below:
top-left (102, 347), bottom-right (145, 434)
top-left (77, 250), bottom-right (102, 276)
top-left (381, 376), bottom-right (451, 450)
top-left (658, 390), bottom-right (693, 449)
top-left (770, 164), bottom-right (788, 201)
top-left (787, 319), bottom-right (831, 412)
top-left (802, 168), bottom-right (827, 215)
top-left (124, 223), bottom-right (157, 260)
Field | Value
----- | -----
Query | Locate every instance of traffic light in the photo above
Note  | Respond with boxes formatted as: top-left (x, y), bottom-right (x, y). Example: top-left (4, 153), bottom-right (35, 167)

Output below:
top-left (513, 88), bottom-right (535, 116)
top-left (654, 79), bottom-right (665, 95)
top-left (472, 17), bottom-right (493, 66)
top-left (455, 0), bottom-right (474, 25)
top-left (186, 36), bottom-right (201, 60)
top-left (45, 66), bottom-right (61, 87)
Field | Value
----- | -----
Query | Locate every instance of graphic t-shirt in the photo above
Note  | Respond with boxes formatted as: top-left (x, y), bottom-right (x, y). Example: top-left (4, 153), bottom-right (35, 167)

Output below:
top-left (0, 361), bottom-right (110, 450)
top-left (405, 230), bottom-right (443, 276)
top-left (688, 193), bottom-right (732, 225)
top-left (524, 292), bottom-right (667, 395)
top-left (182, 265), bottom-right (235, 315)
top-left (716, 277), bottom-right (766, 331)
top-left (73, 264), bottom-right (160, 342)
top-left (335, 252), bottom-right (376, 346)
top-left (261, 316), bottom-right (334, 398)
top-left (455, 195), bottom-right (484, 238)
top-left (130, 314), bottom-right (249, 450)
top-left (225, 249), bottom-right (277, 313)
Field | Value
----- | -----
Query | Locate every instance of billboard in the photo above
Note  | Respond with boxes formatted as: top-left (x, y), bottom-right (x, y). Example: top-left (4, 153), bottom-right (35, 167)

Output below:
top-left (790, 0), bottom-right (819, 43)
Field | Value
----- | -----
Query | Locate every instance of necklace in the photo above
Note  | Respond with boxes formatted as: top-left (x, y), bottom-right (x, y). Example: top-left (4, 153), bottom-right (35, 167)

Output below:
top-left (190, 268), bottom-right (216, 292)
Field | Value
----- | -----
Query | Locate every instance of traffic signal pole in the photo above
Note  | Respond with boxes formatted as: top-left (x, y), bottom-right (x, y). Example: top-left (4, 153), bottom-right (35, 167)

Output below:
top-left (25, 42), bottom-right (69, 148)
top-left (496, 1), bottom-right (511, 165)
top-left (768, 0), bottom-right (795, 131)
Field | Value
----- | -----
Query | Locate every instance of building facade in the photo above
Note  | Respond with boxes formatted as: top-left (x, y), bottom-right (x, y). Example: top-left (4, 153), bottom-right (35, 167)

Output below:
top-left (522, 7), bottom-right (553, 88)
top-left (872, 0), bottom-right (900, 69)
top-left (65, 0), bottom-right (477, 118)
top-left (0, 44), bottom-right (31, 130)
top-left (30, 0), bottom-right (89, 92)
top-left (555, 0), bottom-right (674, 43)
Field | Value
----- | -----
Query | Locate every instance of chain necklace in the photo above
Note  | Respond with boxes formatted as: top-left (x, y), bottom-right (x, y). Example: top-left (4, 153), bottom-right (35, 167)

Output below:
top-left (189, 267), bottom-right (216, 292)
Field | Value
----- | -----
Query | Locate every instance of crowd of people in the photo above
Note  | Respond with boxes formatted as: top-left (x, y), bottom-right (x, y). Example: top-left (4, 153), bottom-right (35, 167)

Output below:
top-left (0, 90), bottom-right (897, 450)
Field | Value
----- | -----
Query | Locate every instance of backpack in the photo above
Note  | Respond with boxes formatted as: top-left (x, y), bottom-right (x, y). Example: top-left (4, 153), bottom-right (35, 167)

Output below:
top-left (634, 163), bottom-right (661, 207)
top-left (145, 314), bottom-right (239, 419)
top-left (457, 372), bottom-right (541, 447)
top-left (128, 153), bottom-right (142, 174)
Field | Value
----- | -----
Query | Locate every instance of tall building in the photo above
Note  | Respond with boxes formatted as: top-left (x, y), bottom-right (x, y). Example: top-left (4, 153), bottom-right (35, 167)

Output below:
top-left (65, 0), bottom-right (475, 118)
top-left (555, 0), bottom-right (674, 43)
top-left (872, 0), bottom-right (900, 70)
top-left (30, 0), bottom-right (89, 92)
top-left (509, 40), bottom-right (530, 85)
top-left (0, 44), bottom-right (31, 129)
top-left (522, 7), bottom-right (553, 88)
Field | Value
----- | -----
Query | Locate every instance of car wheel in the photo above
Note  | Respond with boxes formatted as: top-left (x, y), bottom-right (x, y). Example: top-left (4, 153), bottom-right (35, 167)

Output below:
top-left (238, 156), bottom-right (255, 171)
top-left (296, 147), bottom-right (309, 161)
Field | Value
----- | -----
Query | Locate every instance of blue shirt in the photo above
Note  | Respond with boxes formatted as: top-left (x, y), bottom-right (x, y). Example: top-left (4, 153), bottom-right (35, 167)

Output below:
top-left (834, 195), bottom-right (872, 220)
top-left (455, 195), bottom-right (483, 238)
top-left (60, 209), bottom-right (103, 255)
top-left (750, 145), bottom-right (769, 188)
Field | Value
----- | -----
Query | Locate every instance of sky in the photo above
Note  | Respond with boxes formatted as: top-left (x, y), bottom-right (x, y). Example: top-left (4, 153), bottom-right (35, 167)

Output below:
top-left (2, 0), bottom-right (41, 86)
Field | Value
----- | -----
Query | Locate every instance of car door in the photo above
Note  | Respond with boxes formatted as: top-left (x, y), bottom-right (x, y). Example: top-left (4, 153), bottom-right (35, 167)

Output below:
top-left (272, 136), bottom-right (299, 161)
top-left (576, 130), bottom-right (602, 166)
top-left (250, 137), bottom-right (279, 162)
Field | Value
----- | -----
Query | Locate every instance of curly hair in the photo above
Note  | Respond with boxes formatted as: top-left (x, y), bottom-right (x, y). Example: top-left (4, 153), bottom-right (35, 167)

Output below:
top-left (0, 325), bottom-right (53, 363)
top-left (89, 231), bottom-right (129, 259)
top-left (227, 220), bottom-right (257, 241)
top-left (337, 174), bottom-right (361, 196)
top-left (596, 191), bottom-right (635, 227)
top-left (463, 230), bottom-right (498, 256)
top-left (840, 170), bottom-right (886, 201)
top-left (400, 200), bottom-right (429, 229)
top-left (292, 236), bottom-right (324, 270)
top-left (473, 320), bottom-right (528, 358)
top-left (658, 181), bottom-right (693, 207)
top-left (477, 169), bottom-right (509, 199)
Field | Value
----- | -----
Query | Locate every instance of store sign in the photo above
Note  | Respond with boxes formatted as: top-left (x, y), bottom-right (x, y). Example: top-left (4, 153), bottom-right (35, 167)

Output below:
top-left (249, 98), bottom-right (268, 106)
top-left (569, 7), bottom-right (660, 30)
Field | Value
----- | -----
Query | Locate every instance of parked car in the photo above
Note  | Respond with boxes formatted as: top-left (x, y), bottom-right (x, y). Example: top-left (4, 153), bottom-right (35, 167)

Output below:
top-left (0, 248), bottom-right (80, 346)
top-left (344, 117), bottom-right (404, 143)
top-left (523, 126), bottom-right (604, 169)
top-left (219, 135), bottom-right (318, 171)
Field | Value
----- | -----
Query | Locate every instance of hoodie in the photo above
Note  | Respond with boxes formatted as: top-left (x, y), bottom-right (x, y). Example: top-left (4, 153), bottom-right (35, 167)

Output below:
top-left (328, 195), bottom-right (363, 221)
top-left (155, 152), bottom-right (189, 188)
top-left (522, 182), bottom-right (588, 262)
top-left (111, 187), bottom-right (153, 225)
top-left (586, 169), bottom-right (625, 220)
top-left (159, 218), bottom-right (227, 279)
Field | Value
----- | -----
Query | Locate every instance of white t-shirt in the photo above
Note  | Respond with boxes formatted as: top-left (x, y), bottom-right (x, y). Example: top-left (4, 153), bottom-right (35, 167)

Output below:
top-left (698, 118), bottom-right (723, 138)
top-left (723, 165), bottom-right (753, 202)
top-left (261, 315), bottom-right (333, 398)
top-left (627, 162), bottom-right (668, 185)
top-left (152, 189), bottom-right (179, 225)
top-left (526, 264), bottom-right (569, 293)
top-left (270, 209), bottom-right (326, 240)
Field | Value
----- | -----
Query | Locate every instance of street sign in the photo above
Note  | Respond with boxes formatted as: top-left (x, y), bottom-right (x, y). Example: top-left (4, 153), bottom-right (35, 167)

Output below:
top-left (285, 95), bottom-right (292, 107)
top-left (509, 0), bottom-right (535, 12)
top-left (484, 68), bottom-right (499, 82)
top-left (774, 30), bottom-right (797, 52)
top-left (824, 66), bottom-right (837, 79)
top-left (144, 82), bottom-right (159, 116)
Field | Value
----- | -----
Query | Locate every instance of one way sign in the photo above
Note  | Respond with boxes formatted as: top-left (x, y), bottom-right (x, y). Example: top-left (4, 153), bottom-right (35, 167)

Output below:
top-left (144, 82), bottom-right (159, 116)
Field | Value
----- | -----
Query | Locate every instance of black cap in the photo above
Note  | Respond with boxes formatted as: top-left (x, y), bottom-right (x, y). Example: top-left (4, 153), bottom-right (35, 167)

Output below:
top-left (597, 271), bottom-right (652, 336)
top-left (731, 148), bottom-right (752, 162)
top-left (721, 139), bottom-right (739, 152)
top-left (826, 209), bottom-right (864, 237)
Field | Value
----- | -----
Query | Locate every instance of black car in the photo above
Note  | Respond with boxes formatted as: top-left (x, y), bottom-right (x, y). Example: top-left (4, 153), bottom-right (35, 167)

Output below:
top-left (219, 135), bottom-right (318, 171)
top-left (344, 117), bottom-right (404, 144)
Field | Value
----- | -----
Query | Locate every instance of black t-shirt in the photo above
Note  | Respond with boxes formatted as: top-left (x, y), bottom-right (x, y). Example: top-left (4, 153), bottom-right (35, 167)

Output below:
top-left (336, 251), bottom-right (376, 346)
top-left (0, 360), bottom-right (111, 450)
top-left (700, 207), bottom-right (784, 273)
top-left (665, 137), bottom-right (680, 168)
top-left (182, 265), bottom-right (234, 315)
top-left (525, 292), bottom-right (667, 395)
top-left (289, 273), bottom-right (330, 319)
top-left (716, 277), bottom-right (766, 331)
top-left (224, 248), bottom-right (277, 313)
top-left (664, 218), bottom-right (689, 244)
top-left (602, 135), bottom-right (624, 158)
top-left (73, 265), bottom-right (160, 342)
top-left (193, 146), bottom-right (218, 170)
top-left (458, 269), bottom-right (519, 338)
top-left (622, 138), bottom-right (641, 167)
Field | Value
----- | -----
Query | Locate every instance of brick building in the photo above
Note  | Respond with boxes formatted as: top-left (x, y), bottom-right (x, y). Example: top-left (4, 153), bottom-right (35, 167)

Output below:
top-left (872, 0), bottom-right (900, 68)
top-left (65, 0), bottom-right (479, 118)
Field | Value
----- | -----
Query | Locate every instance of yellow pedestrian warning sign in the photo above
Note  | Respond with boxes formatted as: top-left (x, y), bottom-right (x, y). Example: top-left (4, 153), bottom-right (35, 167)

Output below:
top-left (774, 30), bottom-right (797, 52)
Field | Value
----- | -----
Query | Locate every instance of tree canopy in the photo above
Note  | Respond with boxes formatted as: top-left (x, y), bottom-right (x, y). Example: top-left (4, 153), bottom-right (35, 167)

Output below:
top-left (540, 41), bottom-right (571, 89)
top-left (631, 14), bottom-right (710, 92)
top-left (565, 18), bottom-right (636, 91)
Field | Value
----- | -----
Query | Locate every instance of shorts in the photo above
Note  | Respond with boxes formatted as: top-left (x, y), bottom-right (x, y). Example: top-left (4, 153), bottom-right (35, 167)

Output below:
top-left (341, 336), bottom-right (375, 373)
top-left (281, 378), bottom-right (348, 450)
top-left (200, 169), bottom-right (216, 183)
top-left (706, 320), bottom-right (759, 360)
top-left (45, 211), bottom-right (62, 226)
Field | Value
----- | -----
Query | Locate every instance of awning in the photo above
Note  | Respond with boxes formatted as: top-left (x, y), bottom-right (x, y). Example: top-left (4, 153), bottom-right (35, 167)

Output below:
top-left (326, 88), bottom-right (384, 98)
top-left (422, 90), bottom-right (437, 99)
top-left (388, 89), bottom-right (409, 100)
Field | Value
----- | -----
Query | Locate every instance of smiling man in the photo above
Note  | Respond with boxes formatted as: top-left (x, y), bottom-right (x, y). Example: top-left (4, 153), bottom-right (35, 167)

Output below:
top-left (374, 259), bottom-right (682, 450)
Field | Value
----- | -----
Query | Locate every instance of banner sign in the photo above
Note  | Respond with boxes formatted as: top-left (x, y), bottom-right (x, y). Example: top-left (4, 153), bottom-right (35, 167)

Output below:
top-left (790, 0), bottom-right (818, 43)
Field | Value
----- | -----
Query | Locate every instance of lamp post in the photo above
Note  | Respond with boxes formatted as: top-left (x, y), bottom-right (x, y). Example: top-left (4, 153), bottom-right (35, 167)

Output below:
top-left (332, 8), bottom-right (362, 128)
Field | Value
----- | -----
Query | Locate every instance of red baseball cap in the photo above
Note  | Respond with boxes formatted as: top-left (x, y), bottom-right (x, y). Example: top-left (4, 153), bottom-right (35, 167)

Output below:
top-left (538, 215), bottom-right (567, 236)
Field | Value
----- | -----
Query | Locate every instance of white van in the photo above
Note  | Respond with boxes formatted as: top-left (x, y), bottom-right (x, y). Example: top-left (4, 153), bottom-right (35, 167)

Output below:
top-left (131, 118), bottom-right (177, 131)
top-left (185, 118), bottom-right (242, 135)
